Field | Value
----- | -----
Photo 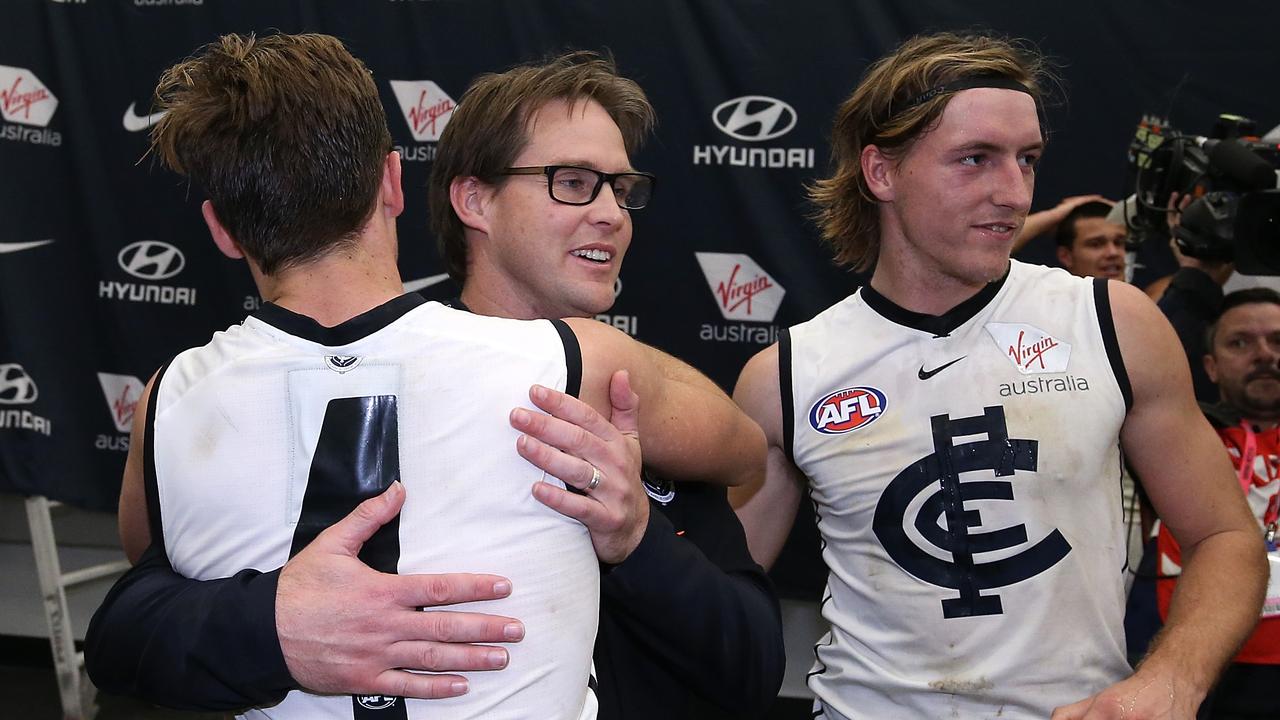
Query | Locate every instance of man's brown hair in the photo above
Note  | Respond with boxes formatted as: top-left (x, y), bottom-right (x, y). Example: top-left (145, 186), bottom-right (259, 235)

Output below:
top-left (809, 32), bottom-right (1052, 271)
top-left (151, 32), bottom-right (393, 275)
top-left (428, 50), bottom-right (656, 283)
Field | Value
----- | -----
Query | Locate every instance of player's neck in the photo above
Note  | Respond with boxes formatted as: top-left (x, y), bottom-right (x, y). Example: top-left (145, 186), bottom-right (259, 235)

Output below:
top-left (254, 240), bottom-right (405, 328)
top-left (870, 247), bottom-right (997, 316)
top-left (459, 265), bottom-right (586, 322)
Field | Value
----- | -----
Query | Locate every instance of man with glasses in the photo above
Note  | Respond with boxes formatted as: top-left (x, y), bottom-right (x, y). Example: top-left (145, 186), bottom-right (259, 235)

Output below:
top-left (433, 50), bottom-right (783, 720)
top-left (87, 49), bottom-right (784, 720)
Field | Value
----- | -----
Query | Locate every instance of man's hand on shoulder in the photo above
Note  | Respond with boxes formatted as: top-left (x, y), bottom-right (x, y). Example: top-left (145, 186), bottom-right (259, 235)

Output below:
top-left (511, 369), bottom-right (649, 564)
top-left (278, 482), bottom-right (523, 698)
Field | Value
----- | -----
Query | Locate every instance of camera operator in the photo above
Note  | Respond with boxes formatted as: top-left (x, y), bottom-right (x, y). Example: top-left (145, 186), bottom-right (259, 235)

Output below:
top-left (1154, 287), bottom-right (1280, 719)
top-left (1156, 192), bottom-right (1237, 402)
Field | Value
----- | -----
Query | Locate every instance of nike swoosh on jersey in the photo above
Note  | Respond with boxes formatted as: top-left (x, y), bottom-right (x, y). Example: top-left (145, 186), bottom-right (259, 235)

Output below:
top-left (0, 239), bottom-right (55, 254)
top-left (122, 103), bottom-right (168, 132)
top-left (918, 356), bottom-right (966, 380)
top-left (403, 273), bottom-right (450, 292)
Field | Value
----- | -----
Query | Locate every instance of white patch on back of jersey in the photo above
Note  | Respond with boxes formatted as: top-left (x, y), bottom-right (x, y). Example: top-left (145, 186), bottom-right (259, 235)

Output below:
top-left (985, 323), bottom-right (1071, 375)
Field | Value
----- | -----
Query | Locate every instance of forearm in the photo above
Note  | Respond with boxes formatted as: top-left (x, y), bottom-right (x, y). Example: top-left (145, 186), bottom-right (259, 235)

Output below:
top-left (1140, 528), bottom-right (1265, 694)
top-left (85, 545), bottom-right (292, 710)
top-left (603, 509), bottom-right (785, 713)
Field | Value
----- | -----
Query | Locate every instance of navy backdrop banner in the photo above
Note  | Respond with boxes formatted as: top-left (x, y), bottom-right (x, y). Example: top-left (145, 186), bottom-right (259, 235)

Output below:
top-left (2, 0), bottom-right (1278, 595)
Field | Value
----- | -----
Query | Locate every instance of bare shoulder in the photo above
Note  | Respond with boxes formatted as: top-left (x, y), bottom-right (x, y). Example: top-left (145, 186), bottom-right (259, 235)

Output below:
top-left (1107, 277), bottom-right (1169, 341)
top-left (562, 316), bottom-right (632, 364)
top-left (734, 343), bottom-right (783, 446)
top-left (1104, 278), bottom-right (1186, 397)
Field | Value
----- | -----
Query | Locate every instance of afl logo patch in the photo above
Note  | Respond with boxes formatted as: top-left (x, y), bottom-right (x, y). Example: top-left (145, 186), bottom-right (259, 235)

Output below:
top-left (809, 386), bottom-right (886, 435)
top-left (325, 355), bottom-right (361, 374)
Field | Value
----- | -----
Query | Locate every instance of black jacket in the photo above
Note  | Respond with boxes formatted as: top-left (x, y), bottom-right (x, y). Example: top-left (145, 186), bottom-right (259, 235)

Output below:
top-left (84, 484), bottom-right (786, 718)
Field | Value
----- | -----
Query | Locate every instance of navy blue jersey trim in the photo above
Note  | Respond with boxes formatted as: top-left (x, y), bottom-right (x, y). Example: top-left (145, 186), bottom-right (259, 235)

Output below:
top-left (551, 319), bottom-right (583, 399)
top-left (254, 293), bottom-right (426, 346)
top-left (861, 263), bottom-right (1008, 337)
top-left (143, 361), bottom-right (173, 556)
top-left (779, 328), bottom-right (796, 465)
top-left (1094, 278), bottom-right (1134, 412)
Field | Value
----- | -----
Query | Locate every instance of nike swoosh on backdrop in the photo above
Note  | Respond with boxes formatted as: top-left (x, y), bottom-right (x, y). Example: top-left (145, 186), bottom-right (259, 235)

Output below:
top-left (403, 273), bottom-right (451, 293)
top-left (0, 239), bottom-right (55, 254)
top-left (122, 103), bottom-right (168, 132)
top-left (918, 356), bottom-right (966, 380)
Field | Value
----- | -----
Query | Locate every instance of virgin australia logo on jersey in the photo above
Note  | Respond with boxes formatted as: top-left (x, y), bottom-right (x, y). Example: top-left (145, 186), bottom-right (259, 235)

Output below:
top-left (986, 323), bottom-right (1090, 396)
top-left (986, 323), bottom-right (1071, 373)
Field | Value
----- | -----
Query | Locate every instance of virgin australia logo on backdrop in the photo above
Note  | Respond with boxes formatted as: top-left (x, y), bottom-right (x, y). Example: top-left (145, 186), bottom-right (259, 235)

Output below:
top-left (694, 94), bottom-right (812, 169)
top-left (0, 65), bottom-right (62, 147)
top-left (389, 80), bottom-right (456, 162)
top-left (695, 252), bottom-right (785, 344)
top-left (96, 372), bottom-right (142, 450)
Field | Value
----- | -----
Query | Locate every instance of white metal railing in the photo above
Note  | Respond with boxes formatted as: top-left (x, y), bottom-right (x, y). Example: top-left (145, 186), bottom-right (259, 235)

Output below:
top-left (25, 495), bottom-right (129, 720)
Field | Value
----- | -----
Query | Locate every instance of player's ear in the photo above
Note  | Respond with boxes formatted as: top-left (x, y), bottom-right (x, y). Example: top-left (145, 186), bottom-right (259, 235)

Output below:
top-left (1056, 246), bottom-right (1073, 271)
top-left (450, 176), bottom-right (493, 234)
top-left (380, 150), bottom-right (405, 218)
top-left (202, 201), bottom-right (243, 260)
top-left (1203, 352), bottom-right (1219, 384)
top-left (862, 145), bottom-right (895, 202)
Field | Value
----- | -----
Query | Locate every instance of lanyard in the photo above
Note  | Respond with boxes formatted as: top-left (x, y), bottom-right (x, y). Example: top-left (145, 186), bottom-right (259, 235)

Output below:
top-left (1236, 422), bottom-right (1280, 531)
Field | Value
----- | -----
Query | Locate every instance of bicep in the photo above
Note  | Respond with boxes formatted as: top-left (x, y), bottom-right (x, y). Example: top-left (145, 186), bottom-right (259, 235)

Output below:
top-left (1111, 282), bottom-right (1252, 545)
top-left (570, 318), bottom-right (764, 485)
top-left (730, 345), bottom-right (804, 568)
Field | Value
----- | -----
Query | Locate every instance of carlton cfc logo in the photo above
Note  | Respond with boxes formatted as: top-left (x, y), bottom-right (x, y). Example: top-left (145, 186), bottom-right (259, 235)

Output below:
top-left (873, 406), bottom-right (1071, 619)
top-left (809, 387), bottom-right (886, 435)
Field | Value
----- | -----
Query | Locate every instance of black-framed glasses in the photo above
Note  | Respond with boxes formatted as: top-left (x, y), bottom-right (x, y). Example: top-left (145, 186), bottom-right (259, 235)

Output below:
top-left (501, 165), bottom-right (657, 210)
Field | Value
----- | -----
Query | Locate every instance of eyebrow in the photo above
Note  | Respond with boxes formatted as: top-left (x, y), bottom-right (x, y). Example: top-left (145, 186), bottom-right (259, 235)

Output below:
top-left (951, 141), bottom-right (1044, 155)
top-left (548, 160), bottom-right (637, 173)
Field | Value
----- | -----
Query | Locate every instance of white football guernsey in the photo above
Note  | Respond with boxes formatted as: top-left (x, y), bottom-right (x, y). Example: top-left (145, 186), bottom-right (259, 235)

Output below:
top-left (786, 261), bottom-right (1132, 719)
top-left (146, 295), bottom-right (599, 720)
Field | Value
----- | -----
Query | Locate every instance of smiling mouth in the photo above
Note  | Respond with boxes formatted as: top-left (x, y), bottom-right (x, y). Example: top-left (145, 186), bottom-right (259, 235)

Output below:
top-left (571, 248), bottom-right (612, 263)
top-left (976, 223), bottom-right (1016, 234)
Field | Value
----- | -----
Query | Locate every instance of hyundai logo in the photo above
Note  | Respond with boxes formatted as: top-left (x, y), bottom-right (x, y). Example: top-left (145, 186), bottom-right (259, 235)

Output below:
top-left (0, 364), bottom-right (38, 405)
top-left (712, 96), bottom-right (797, 142)
top-left (118, 240), bottom-right (185, 281)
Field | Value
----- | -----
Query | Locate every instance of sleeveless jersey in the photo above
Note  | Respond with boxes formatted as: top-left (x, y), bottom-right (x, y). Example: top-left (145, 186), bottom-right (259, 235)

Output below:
top-left (785, 261), bottom-right (1132, 719)
top-left (146, 295), bottom-right (599, 720)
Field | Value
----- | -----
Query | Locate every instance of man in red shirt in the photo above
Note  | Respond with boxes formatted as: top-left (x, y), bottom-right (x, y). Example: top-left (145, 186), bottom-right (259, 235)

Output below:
top-left (1157, 287), bottom-right (1280, 718)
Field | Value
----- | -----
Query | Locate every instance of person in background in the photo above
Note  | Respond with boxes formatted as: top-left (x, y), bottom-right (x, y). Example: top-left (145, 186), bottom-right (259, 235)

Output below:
top-left (1155, 287), bottom-right (1280, 719)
